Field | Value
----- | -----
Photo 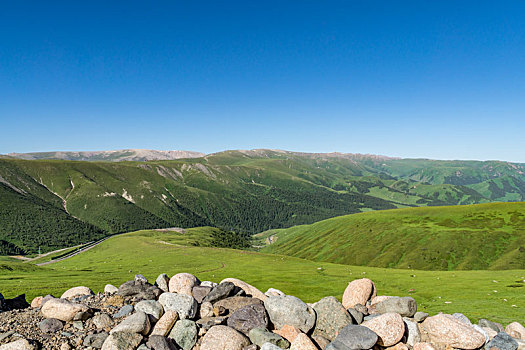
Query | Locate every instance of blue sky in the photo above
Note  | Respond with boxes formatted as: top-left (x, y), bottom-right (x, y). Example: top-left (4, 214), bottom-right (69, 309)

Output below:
top-left (1, 1), bottom-right (524, 161)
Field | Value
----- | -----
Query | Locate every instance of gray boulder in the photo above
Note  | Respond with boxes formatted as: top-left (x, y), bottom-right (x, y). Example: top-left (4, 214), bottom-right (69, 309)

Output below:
top-left (168, 319), bottom-right (198, 350)
top-left (146, 335), bottom-right (176, 350)
top-left (113, 304), bottom-right (134, 318)
top-left (248, 327), bottom-right (290, 348)
top-left (373, 296), bottom-right (417, 317)
top-left (159, 292), bottom-right (198, 319)
top-left (347, 308), bottom-right (364, 324)
top-left (485, 332), bottom-right (519, 350)
top-left (331, 324), bottom-right (378, 350)
top-left (414, 311), bottom-right (429, 322)
top-left (264, 295), bottom-right (316, 333)
top-left (38, 318), bottom-right (64, 333)
top-left (313, 296), bottom-right (354, 341)
top-left (110, 311), bottom-right (151, 335)
top-left (155, 274), bottom-right (170, 292)
top-left (203, 282), bottom-right (235, 304)
top-left (192, 286), bottom-right (212, 303)
top-left (227, 303), bottom-right (269, 335)
top-left (135, 299), bottom-right (164, 321)
top-left (479, 319), bottom-right (505, 332)
top-left (83, 332), bottom-right (109, 348)
top-left (101, 331), bottom-right (142, 349)
top-left (117, 280), bottom-right (162, 300)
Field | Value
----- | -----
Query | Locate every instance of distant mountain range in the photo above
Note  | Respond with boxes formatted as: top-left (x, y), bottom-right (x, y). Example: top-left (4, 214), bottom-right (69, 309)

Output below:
top-left (5, 149), bottom-right (204, 162)
top-left (1, 149), bottom-right (525, 255)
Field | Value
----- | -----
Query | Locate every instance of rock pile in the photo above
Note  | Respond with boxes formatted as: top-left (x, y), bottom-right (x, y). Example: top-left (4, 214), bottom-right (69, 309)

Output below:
top-left (0, 275), bottom-right (524, 350)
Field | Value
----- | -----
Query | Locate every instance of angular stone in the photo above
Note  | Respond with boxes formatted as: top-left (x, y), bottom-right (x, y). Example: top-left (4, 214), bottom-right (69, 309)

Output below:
top-left (41, 298), bottom-right (90, 322)
top-left (110, 311), bottom-right (151, 335)
top-left (196, 316), bottom-right (228, 330)
top-left (192, 285), bottom-right (212, 303)
top-left (506, 322), bottom-right (525, 340)
top-left (332, 324), bottom-right (379, 350)
top-left (93, 313), bottom-right (113, 329)
top-left (479, 319), bottom-right (504, 333)
top-left (135, 299), bottom-right (164, 321)
top-left (414, 312), bottom-right (429, 323)
top-left (101, 331), bottom-right (142, 350)
top-left (374, 297), bottom-right (417, 317)
top-left (290, 333), bottom-right (319, 350)
top-left (168, 319), bottom-right (198, 350)
top-left (118, 280), bottom-right (162, 300)
top-left (404, 318), bottom-right (421, 347)
top-left (203, 282), bottom-right (235, 304)
top-left (155, 273), bottom-right (170, 292)
top-left (342, 279), bottom-right (377, 309)
top-left (249, 327), bottom-right (290, 348)
top-left (39, 318), bottom-right (64, 333)
top-left (146, 335), bottom-right (175, 350)
top-left (347, 308), bottom-right (364, 324)
top-left (151, 310), bottom-right (179, 336)
top-left (214, 296), bottom-right (264, 313)
top-left (168, 273), bottom-right (200, 295)
top-left (227, 303), bottom-right (269, 335)
top-left (113, 304), bottom-right (134, 318)
top-left (83, 332), bottom-right (109, 348)
top-left (486, 332), bottom-right (519, 350)
top-left (264, 295), bottom-right (316, 333)
top-left (135, 274), bottom-right (148, 283)
top-left (158, 292), bottom-right (198, 319)
top-left (200, 325), bottom-right (251, 350)
top-left (221, 278), bottom-right (267, 301)
top-left (313, 296), bottom-right (353, 341)
top-left (421, 314), bottom-right (486, 349)
top-left (361, 312), bottom-right (404, 347)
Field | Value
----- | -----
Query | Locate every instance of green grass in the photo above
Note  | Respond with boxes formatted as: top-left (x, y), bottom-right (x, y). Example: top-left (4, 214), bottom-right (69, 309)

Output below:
top-left (0, 232), bottom-right (524, 325)
top-left (262, 202), bottom-right (525, 270)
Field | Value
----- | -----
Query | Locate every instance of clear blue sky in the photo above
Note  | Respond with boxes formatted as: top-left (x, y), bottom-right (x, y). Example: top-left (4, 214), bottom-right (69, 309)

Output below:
top-left (1, 1), bottom-right (524, 161)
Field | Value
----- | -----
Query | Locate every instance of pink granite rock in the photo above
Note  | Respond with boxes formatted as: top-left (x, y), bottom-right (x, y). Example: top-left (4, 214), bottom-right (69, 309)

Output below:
top-left (421, 314), bottom-right (485, 349)
top-left (361, 312), bottom-right (404, 346)
top-left (342, 278), bottom-right (377, 309)
top-left (200, 325), bottom-right (250, 350)
top-left (168, 273), bottom-right (199, 295)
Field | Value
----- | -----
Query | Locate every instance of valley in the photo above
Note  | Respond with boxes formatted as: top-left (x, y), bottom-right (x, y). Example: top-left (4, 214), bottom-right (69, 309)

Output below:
top-left (2, 149), bottom-right (525, 255)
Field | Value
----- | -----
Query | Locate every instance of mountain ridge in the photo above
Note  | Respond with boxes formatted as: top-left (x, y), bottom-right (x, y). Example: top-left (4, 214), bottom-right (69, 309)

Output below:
top-left (2, 149), bottom-right (525, 255)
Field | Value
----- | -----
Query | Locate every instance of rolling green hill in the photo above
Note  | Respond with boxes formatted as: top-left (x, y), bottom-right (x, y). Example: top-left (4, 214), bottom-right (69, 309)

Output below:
top-left (1, 230), bottom-right (524, 325)
top-left (261, 202), bottom-right (525, 270)
top-left (2, 149), bottom-right (525, 255)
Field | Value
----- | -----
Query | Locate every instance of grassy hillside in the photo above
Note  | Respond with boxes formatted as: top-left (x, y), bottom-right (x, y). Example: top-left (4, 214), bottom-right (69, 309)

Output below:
top-left (1, 231), bottom-right (524, 325)
top-left (261, 202), bottom-right (525, 270)
top-left (2, 150), bottom-right (525, 254)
